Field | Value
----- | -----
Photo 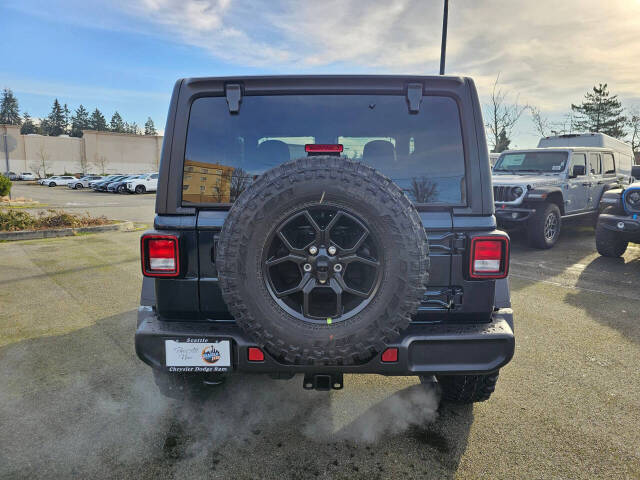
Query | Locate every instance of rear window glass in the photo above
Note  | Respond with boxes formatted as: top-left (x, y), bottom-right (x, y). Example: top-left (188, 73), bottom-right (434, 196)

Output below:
top-left (183, 95), bottom-right (465, 205)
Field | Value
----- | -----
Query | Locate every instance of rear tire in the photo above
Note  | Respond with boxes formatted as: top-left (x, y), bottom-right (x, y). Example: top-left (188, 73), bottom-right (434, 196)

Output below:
top-left (527, 202), bottom-right (561, 249)
top-left (48, 182), bottom-right (56, 187)
top-left (425, 372), bottom-right (500, 404)
top-left (135, 185), bottom-right (145, 194)
top-left (595, 221), bottom-right (628, 257)
top-left (75, 183), bottom-right (83, 189)
top-left (152, 369), bottom-right (224, 401)
top-left (118, 185), bottom-right (126, 193)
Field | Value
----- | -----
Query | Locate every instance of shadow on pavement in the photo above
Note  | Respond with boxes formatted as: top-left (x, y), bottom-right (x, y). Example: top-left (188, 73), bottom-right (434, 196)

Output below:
top-left (0, 311), bottom-right (473, 480)
top-left (563, 254), bottom-right (640, 344)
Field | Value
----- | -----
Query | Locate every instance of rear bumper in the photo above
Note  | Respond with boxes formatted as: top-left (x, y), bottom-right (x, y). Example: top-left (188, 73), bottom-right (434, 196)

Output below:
top-left (598, 213), bottom-right (640, 239)
top-left (135, 308), bottom-right (515, 376)
top-left (495, 205), bottom-right (536, 223)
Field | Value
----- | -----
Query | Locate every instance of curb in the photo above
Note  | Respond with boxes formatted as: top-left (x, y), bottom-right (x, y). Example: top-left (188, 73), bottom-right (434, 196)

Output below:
top-left (0, 221), bottom-right (135, 241)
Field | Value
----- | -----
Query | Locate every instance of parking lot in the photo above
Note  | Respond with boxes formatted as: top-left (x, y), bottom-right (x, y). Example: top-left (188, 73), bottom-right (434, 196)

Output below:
top-left (1, 184), bottom-right (639, 479)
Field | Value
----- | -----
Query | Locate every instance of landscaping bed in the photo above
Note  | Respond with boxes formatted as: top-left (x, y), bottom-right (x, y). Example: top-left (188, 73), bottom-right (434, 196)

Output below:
top-left (0, 208), bottom-right (132, 240)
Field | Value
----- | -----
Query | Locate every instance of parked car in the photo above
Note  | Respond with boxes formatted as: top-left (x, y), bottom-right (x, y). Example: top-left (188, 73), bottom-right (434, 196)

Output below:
top-left (39, 176), bottom-right (61, 185)
top-left (88, 174), bottom-right (119, 188)
top-left (3, 171), bottom-right (19, 181)
top-left (632, 165), bottom-right (640, 181)
top-left (92, 175), bottom-right (128, 192)
top-left (44, 175), bottom-right (76, 187)
top-left (126, 173), bottom-right (158, 194)
top-left (19, 172), bottom-right (36, 181)
top-left (136, 75), bottom-right (514, 404)
top-left (68, 175), bottom-right (104, 189)
top-left (107, 175), bottom-right (143, 193)
top-left (595, 181), bottom-right (640, 257)
top-left (492, 134), bottom-right (633, 248)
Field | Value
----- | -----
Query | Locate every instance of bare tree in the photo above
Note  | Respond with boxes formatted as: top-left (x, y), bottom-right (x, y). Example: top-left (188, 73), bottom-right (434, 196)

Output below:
top-left (30, 145), bottom-right (50, 178)
top-left (78, 154), bottom-right (90, 175)
top-left (229, 168), bottom-right (251, 201)
top-left (94, 153), bottom-right (108, 174)
top-left (626, 108), bottom-right (640, 154)
top-left (485, 74), bottom-right (527, 152)
top-left (528, 105), bottom-right (552, 137)
top-left (410, 177), bottom-right (438, 203)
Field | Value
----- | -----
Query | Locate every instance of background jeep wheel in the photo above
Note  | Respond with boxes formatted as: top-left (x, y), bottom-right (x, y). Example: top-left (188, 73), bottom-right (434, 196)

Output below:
top-left (527, 202), bottom-right (561, 249)
top-left (217, 157), bottom-right (429, 365)
top-left (422, 372), bottom-right (500, 404)
top-left (595, 220), bottom-right (628, 257)
top-left (135, 185), bottom-right (145, 194)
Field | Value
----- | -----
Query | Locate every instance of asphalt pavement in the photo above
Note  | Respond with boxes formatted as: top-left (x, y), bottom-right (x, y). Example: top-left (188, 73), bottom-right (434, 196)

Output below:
top-left (1, 185), bottom-right (639, 479)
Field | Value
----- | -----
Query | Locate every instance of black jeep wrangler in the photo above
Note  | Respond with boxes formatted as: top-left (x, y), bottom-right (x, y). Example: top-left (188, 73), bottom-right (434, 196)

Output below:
top-left (135, 75), bottom-right (514, 404)
top-left (595, 181), bottom-right (640, 257)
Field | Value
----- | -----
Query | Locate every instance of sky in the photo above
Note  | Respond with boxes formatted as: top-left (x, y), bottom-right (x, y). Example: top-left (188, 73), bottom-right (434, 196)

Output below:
top-left (1, 0), bottom-right (640, 146)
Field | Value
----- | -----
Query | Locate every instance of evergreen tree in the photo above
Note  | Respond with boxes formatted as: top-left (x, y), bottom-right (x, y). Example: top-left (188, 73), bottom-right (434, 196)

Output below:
top-left (46, 99), bottom-right (66, 136)
top-left (89, 108), bottom-right (107, 131)
top-left (571, 83), bottom-right (626, 138)
top-left (62, 103), bottom-right (70, 134)
top-left (144, 117), bottom-right (157, 135)
top-left (38, 118), bottom-right (51, 136)
top-left (70, 105), bottom-right (90, 137)
top-left (493, 128), bottom-right (511, 153)
top-left (0, 88), bottom-right (21, 125)
top-left (20, 112), bottom-right (37, 134)
top-left (110, 111), bottom-right (125, 133)
top-left (125, 121), bottom-right (140, 135)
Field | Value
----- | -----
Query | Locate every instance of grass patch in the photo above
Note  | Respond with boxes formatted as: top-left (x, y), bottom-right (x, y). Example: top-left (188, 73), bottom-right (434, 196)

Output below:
top-left (0, 208), bottom-right (112, 232)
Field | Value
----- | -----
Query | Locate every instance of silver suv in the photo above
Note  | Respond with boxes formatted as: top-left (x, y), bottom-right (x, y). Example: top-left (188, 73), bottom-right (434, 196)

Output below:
top-left (493, 147), bottom-right (628, 248)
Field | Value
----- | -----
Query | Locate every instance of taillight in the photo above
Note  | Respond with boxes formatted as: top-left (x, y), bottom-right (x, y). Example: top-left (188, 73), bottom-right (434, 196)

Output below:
top-left (141, 234), bottom-right (180, 277)
top-left (469, 236), bottom-right (509, 279)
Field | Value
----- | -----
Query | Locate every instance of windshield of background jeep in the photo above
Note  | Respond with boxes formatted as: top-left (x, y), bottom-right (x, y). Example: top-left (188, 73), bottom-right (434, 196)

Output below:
top-left (493, 151), bottom-right (568, 174)
top-left (182, 94), bottom-right (466, 205)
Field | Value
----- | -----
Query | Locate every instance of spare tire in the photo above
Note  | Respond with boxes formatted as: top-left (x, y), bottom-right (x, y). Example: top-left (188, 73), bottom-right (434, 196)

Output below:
top-left (217, 157), bottom-right (429, 365)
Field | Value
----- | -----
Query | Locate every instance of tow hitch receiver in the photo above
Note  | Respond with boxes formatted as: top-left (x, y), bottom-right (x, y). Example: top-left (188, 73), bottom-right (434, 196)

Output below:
top-left (303, 373), bottom-right (343, 391)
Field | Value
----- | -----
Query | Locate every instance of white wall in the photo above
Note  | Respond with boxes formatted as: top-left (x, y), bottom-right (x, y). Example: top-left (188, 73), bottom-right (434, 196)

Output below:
top-left (1, 124), bottom-right (162, 176)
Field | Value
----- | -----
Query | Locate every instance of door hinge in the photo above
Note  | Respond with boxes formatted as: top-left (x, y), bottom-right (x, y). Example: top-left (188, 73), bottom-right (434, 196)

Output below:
top-left (453, 233), bottom-right (466, 253)
top-left (421, 287), bottom-right (464, 311)
top-left (225, 84), bottom-right (242, 113)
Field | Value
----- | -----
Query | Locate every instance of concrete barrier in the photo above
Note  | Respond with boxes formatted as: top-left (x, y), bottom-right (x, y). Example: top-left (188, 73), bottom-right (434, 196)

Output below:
top-left (0, 220), bottom-right (134, 241)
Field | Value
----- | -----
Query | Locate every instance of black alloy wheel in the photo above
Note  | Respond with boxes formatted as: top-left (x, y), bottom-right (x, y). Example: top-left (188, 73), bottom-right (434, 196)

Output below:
top-left (263, 206), bottom-right (382, 324)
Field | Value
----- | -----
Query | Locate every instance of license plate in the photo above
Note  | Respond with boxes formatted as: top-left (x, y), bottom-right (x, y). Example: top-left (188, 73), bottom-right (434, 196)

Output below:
top-left (165, 339), bottom-right (231, 369)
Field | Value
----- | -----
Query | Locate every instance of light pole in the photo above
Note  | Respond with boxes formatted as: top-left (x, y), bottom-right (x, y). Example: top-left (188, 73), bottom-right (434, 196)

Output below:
top-left (439, 0), bottom-right (449, 75)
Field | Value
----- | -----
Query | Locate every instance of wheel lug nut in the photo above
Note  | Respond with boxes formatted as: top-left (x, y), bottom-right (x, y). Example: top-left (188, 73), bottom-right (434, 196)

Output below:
top-left (328, 246), bottom-right (337, 255)
top-left (309, 246), bottom-right (318, 255)
top-left (333, 264), bottom-right (343, 273)
top-left (303, 263), bottom-right (312, 272)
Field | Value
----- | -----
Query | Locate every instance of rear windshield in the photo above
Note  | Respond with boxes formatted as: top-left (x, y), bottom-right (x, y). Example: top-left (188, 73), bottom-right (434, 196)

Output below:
top-left (182, 94), bottom-right (465, 205)
top-left (494, 151), bottom-right (568, 173)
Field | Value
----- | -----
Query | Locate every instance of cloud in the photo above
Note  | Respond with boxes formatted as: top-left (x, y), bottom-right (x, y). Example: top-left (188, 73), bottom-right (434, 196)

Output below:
top-left (111, 0), bottom-right (640, 112)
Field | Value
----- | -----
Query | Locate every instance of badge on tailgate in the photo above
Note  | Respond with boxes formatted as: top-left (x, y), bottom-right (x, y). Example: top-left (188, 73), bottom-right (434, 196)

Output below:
top-left (165, 339), bottom-right (231, 372)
